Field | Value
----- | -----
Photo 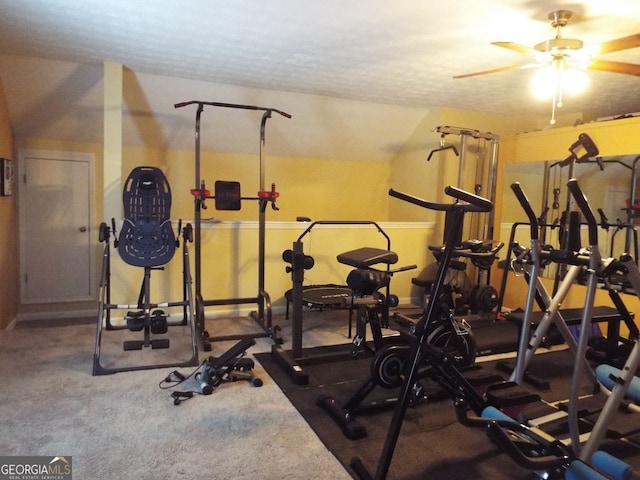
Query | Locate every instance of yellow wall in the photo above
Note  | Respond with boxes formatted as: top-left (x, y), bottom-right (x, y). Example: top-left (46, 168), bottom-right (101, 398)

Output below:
top-left (501, 117), bottom-right (640, 163)
top-left (22, 63), bottom-right (635, 325)
top-left (12, 81), bottom-right (640, 328)
top-left (158, 148), bottom-right (392, 222)
top-left (5, 58), bottom-right (640, 346)
top-left (0, 77), bottom-right (18, 329)
top-left (12, 103), bottom-right (539, 321)
top-left (12, 139), bottom-right (406, 319)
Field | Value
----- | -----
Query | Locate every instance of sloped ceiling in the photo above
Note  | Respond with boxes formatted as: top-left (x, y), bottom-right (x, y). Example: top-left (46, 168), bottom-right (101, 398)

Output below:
top-left (1, 0), bottom-right (640, 160)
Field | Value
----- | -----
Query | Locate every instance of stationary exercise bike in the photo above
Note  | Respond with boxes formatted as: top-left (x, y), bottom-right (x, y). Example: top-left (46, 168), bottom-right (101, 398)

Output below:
top-left (317, 288), bottom-right (478, 440)
top-left (317, 200), bottom-right (479, 441)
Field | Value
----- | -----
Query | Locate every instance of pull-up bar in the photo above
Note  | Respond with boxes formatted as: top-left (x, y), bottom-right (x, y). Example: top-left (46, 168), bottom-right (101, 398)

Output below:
top-left (175, 100), bottom-right (291, 350)
top-left (174, 100), bottom-right (292, 119)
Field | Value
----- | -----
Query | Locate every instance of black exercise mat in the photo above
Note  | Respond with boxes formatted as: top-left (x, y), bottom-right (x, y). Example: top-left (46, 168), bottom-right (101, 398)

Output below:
top-left (255, 346), bottom-right (598, 479)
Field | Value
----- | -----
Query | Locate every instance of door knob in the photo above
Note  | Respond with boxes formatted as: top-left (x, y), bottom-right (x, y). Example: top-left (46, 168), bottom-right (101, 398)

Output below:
top-left (79, 226), bottom-right (87, 232)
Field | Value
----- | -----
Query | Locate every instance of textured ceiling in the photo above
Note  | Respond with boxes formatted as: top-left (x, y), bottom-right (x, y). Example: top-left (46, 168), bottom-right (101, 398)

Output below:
top-left (0, 0), bottom-right (639, 159)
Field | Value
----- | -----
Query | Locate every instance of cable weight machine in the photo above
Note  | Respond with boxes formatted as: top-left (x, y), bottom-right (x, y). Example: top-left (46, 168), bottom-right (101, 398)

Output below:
top-left (418, 127), bottom-right (502, 322)
top-left (175, 100), bottom-right (291, 351)
top-left (429, 125), bottom-right (500, 241)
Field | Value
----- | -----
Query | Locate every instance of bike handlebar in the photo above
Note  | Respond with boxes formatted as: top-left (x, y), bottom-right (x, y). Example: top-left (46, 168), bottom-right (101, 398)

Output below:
top-left (444, 186), bottom-right (493, 211)
top-left (388, 186), bottom-right (492, 213)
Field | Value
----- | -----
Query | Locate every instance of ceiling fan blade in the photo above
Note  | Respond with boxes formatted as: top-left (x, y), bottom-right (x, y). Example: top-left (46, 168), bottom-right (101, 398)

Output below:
top-left (453, 63), bottom-right (539, 79)
top-left (597, 33), bottom-right (640, 55)
top-left (492, 41), bottom-right (538, 56)
top-left (588, 59), bottom-right (640, 77)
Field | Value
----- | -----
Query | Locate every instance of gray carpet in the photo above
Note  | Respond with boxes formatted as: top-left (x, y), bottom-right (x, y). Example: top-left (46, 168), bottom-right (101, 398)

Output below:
top-left (8, 308), bottom-right (640, 480)
top-left (0, 314), bottom-right (352, 480)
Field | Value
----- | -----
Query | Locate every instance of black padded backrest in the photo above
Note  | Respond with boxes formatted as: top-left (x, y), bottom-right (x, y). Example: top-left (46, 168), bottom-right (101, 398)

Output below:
top-left (118, 166), bottom-right (175, 267)
top-left (123, 166), bottom-right (172, 222)
top-left (336, 247), bottom-right (398, 269)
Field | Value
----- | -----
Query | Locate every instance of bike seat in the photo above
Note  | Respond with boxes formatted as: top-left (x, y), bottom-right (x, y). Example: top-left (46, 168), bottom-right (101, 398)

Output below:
top-left (346, 269), bottom-right (390, 296)
top-left (337, 247), bottom-right (398, 269)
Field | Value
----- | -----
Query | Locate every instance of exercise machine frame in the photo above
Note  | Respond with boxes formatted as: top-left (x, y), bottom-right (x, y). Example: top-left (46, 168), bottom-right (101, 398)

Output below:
top-left (92, 219), bottom-right (199, 376)
top-left (429, 125), bottom-right (500, 241)
top-left (350, 185), bottom-right (494, 479)
top-left (273, 220), bottom-right (405, 385)
top-left (566, 179), bottom-right (640, 461)
top-left (350, 184), bottom-right (634, 480)
top-left (175, 100), bottom-right (291, 350)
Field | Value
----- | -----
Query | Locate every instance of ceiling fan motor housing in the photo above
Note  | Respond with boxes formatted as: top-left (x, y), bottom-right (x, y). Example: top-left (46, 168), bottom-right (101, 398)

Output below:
top-left (535, 38), bottom-right (584, 56)
top-left (549, 9), bottom-right (573, 28)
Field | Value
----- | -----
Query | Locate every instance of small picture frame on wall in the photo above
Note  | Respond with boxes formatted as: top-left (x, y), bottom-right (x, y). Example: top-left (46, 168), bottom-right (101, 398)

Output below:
top-left (1, 158), bottom-right (13, 196)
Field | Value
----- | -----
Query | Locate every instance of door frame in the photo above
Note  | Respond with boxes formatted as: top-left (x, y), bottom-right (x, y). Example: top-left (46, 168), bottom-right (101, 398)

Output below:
top-left (18, 149), bottom-right (96, 304)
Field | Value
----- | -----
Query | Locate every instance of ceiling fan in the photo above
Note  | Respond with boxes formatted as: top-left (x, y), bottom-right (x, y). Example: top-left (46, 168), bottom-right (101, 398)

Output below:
top-left (454, 10), bottom-right (640, 80)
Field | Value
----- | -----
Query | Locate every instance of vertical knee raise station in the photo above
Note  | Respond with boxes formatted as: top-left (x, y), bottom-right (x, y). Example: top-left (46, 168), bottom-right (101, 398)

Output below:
top-left (175, 100), bottom-right (291, 351)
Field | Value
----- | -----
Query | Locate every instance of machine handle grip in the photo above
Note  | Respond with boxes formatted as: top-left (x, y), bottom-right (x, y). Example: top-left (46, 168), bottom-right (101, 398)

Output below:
top-left (444, 185), bottom-right (493, 212)
top-left (271, 108), bottom-right (292, 119)
top-left (389, 187), bottom-right (492, 213)
top-left (510, 183), bottom-right (538, 240)
top-left (389, 189), bottom-right (451, 212)
top-left (567, 179), bottom-right (599, 247)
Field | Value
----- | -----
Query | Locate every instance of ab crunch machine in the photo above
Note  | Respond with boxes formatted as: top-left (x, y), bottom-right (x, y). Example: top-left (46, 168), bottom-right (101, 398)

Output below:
top-left (274, 221), bottom-right (415, 385)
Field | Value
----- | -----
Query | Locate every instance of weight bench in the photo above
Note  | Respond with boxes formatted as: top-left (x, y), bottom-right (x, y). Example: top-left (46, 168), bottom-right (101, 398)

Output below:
top-left (338, 247), bottom-right (398, 295)
top-left (338, 247), bottom-right (414, 351)
top-left (505, 306), bottom-right (635, 365)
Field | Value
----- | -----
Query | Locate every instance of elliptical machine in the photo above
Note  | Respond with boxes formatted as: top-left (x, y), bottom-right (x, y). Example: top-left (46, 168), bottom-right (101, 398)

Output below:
top-left (318, 187), bottom-right (481, 443)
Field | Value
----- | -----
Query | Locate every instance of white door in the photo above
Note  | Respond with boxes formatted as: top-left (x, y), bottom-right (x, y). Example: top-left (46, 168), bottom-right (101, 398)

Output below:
top-left (19, 150), bottom-right (94, 303)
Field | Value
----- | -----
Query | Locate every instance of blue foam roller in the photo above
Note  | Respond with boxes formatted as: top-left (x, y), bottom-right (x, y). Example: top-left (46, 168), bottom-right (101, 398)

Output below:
top-left (482, 406), bottom-right (515, 423)
top-left (596, 364), bottom-right (640, 404)
top-left (565, 460), bottom-right (610, 480)
top-left (592, 451), bottom-right (631, 480)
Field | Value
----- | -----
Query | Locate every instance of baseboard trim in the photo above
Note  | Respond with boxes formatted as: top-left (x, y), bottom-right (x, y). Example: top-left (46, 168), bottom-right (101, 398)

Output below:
top-left (16, 309), bottom-right (98, 323)
top-left (203, 304), bottom-right (287, 320)
top-left (12, 297), bottom-right (421, 327)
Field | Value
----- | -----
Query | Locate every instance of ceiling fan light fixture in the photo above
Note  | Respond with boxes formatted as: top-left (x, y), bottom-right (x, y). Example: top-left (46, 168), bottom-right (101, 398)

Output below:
top-left (530, 65), bottom-right (558, 100)
top-left (530, 59), bottom-right (589, 124)
top-left (563, 67), bottom-right (589, 95)
top-left (454, 8), bottom-right (640, 124)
